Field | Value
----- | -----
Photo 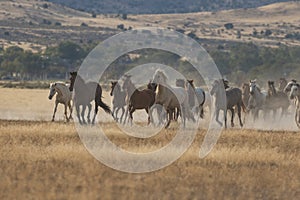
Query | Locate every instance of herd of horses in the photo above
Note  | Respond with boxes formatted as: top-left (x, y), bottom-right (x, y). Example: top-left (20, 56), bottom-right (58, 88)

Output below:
top-left (48, 70), bottom-right (300, 129)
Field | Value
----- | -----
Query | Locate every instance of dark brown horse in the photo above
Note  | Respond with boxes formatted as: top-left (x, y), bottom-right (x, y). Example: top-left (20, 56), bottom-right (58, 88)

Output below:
top-left (69, 72), bottom-right (112, 124)
top-left (122, 75), bottom-right (155, 125)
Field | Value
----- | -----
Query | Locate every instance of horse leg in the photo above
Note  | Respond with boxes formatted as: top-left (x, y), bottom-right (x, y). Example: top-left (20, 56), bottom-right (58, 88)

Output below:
top-left (224, 109), bottom-right (227, 129)
top-left (81, 105), bottom-right (87, 124)
top-left (123, 105), bottom-right (129, 124)
top-left (165, 109), bottom-right (172, 129)
top-left (145, 108), bottom-right (151, 125)
top-left (52, 101), bottom-right (58, 122)
top-left (64, 103), bottom-right (69, 122)
top-left (120, 107), bottom-right (125, 123)
top-left (75, 104), bottom-right (82, 124)
top-left (112, 106), bottom-right (117, 122)
top-left (215, 109), bottom-right (222, 127)
top-left (237, 105), bottom-right (243, 127)
top-left (230, 107), bottom-right (235, 127)
top-left (129, 107), bottom-right (135, 126)
top-left (87, 103), bottom-right (92, 124)
top-left (68, 101), bottom-right (73, 120)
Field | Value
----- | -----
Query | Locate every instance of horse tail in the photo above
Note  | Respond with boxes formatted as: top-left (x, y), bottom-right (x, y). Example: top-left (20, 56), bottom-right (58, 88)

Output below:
top-left (200, 91), bottom-right (206, 118)
top-left (96, 85), bottom-right (111, 114)
top-left (99, 98), bottom-right (112, 114)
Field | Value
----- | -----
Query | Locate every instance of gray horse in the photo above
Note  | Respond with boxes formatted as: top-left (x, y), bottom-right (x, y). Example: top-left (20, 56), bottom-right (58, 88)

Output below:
top-left (210, 79), bottom-right (244, 128)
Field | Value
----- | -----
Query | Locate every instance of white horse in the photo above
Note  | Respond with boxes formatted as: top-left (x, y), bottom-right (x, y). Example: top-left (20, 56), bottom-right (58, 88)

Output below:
top-left (48, 82), bottom-right (73, 122)
top-left (248, 80), bottom-right (267, 121)
top-left (186, 79), bottom-right (206, 119)
top-left (287, 82), bottom-right (300, 128)
top-left (151, 70), bottom-right (194, 128)
top-left (110, 81), bottom-right (126, 123)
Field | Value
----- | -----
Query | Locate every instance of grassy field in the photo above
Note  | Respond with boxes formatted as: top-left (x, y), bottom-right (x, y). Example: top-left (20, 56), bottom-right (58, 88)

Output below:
top-left (0, 120), bottom-right (299, 199)
top-left (0, 88), bottom-right (299, 199)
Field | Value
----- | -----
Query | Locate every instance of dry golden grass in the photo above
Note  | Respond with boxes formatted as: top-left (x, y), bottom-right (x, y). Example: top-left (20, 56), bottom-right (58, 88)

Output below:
top-left (0, 88), bottom-right (299, 199)
top-left (0, 120), bottom-right (299, 199)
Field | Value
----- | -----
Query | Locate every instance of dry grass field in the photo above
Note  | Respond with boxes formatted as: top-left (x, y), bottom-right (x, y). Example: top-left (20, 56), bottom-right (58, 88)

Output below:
top-left (0, 120), bottom-right (299, 199)
top-left (0, 88), bottom-right (299, 199)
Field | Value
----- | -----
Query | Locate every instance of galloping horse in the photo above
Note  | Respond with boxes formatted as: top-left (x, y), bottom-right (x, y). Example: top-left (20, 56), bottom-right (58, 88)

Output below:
top-left (69, 72), bottom-right (111, 124)
top-left (110, 81), bottom-right (126, 123)
top-left (248, 80), bottom-right (267, 121)
top-left (186, 79), bottom-right (206, 119)
top-left (122, 75), bottom-right (155, 125)
top-left (210, 79), bottom-right (244, 128)
top-left (152, 70), bottom-right (194, 128)
top-left (48, 82), bottom-right (73, 122)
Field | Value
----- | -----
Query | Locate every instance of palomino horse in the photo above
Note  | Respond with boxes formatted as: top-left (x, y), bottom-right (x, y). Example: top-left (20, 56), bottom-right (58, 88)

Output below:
top-left (210, 79), bottom-right (244, 128)
top-left (287, 82), bottom-right (300, 128)
top-left (69, 72), bottom-right (111, 124)
top-left (248, 80), bottom-right (267, 121)
top-left (122, 75), bottom-right (155, 125)
top-left (152, 70), bottom-right (194, 128)
top-left (186, 79), bottom-right (206, 119)
top-left (265, 81), bottom-right (289, 118)
top-left (48, 82), bottom-right (73, 122)
top-left (110, 81), bottom-right (126, 123)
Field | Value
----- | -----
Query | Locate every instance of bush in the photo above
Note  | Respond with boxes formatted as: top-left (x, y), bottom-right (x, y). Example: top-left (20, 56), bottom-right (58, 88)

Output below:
top-left (224, 23), bottom-right (234, 30)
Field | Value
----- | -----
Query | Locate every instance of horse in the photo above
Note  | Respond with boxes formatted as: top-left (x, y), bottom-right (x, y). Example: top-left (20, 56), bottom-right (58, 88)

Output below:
top-left (186, 79), bottom-right (205, 119)
top-left (152, 70), bottom-right (195, 128)
top-left (265, 81), bottom-right (289, 118)
top-left (122, 75), bottom-right (155, 125)
top-left (287, 82), bottom-right (300, 128)
top-left (210, 79), bottom-right (244, 128)
top-left (110, 81), bottom-right (126, 123)
top-left (69, 71), bottom-right (112, 124)
top-left (48, 82), bottom-right (73, 122)
top-left (278, 78), bottom-right (288, 92)
top-left (242, 83), bottom-right (250, 108)
top-left (247, 80), bottom-right (267, 121)
top-left (284, 79), bottom-right (297, 93)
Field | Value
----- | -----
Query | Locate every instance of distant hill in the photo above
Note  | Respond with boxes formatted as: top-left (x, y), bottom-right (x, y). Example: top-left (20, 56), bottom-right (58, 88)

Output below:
top-left (47, 0), bottom-right (291, 14)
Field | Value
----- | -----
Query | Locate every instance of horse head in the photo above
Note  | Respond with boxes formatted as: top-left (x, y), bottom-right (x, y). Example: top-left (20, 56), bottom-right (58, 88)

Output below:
top-left (289, 83), bottom-right (300, 100)
top-left (110, 81), bottom-right (118, 96)
top-left (153, 70), bottom-right (167, 85)
top-left (210, 80), bottom-right (221, 96)
top-left (284, 79), bottom-right (297, 93)
top-left (48, 83), bottom-right (57, 100)
top-left (249, 80), bottom-right (258, 95)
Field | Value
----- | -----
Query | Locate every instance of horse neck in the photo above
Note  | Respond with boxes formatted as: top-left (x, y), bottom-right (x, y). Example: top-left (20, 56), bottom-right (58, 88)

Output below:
top-left (113, 84), bottom-right (122, 95)
top-left (124, 80), bottom-right (137, 95)
top-left (243, 86), bottom-right (250, 97)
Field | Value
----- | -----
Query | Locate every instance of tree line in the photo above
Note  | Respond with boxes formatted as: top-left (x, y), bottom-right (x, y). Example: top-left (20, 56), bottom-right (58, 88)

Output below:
top-left (1, 41), bottom-right (300, 86)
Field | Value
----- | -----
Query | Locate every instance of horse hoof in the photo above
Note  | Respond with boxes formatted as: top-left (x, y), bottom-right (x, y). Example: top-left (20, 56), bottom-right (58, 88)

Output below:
top-left (51, 119), bottom-right (54, 122)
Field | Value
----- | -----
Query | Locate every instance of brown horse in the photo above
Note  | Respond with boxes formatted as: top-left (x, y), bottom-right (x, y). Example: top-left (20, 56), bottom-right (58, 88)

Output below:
top-left (69, 72), bottom-right (112, 124)
top-left (122, 75), bottom-right (155, 125)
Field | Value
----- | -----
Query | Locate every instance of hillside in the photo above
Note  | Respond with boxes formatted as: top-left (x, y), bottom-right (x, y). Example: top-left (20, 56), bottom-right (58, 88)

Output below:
top-left (47, 0), bottom-right (291, 14)
top-left (0, 0), bottom-right (300, 52)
